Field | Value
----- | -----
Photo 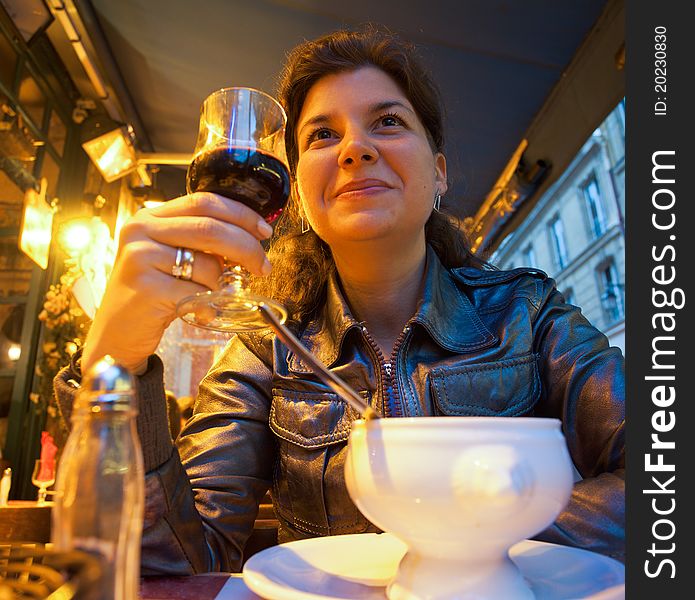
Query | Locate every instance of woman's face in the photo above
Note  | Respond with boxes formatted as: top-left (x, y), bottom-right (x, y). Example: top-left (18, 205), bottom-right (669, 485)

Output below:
top-left (294, 66), bottom-right (447, 251)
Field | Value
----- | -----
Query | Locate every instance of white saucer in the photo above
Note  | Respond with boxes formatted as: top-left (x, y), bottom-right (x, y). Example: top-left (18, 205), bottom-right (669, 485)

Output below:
top-left (242, 533), bottom-right (625, 600)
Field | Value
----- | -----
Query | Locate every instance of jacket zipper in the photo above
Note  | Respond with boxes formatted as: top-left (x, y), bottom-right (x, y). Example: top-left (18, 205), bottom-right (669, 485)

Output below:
top-left (361, 324), bottom-right (411, 418)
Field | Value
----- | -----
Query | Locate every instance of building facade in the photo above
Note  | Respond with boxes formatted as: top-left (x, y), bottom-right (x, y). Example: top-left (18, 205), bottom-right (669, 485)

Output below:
top-left (493, 101), bottom-right (625, 353)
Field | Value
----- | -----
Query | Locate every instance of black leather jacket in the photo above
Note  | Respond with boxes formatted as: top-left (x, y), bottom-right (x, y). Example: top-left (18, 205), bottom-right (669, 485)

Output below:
top-left (55, 247), bottom-right (625, 575)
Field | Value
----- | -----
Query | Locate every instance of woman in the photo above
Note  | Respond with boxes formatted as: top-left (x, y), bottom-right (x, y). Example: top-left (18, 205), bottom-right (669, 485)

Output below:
top-left (55, 27), bottom-right (624, 574)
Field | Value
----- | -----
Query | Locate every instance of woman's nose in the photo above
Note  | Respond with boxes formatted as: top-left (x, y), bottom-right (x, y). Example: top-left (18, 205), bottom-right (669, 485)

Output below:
top-left (338, 132), bottom-right (378, 167)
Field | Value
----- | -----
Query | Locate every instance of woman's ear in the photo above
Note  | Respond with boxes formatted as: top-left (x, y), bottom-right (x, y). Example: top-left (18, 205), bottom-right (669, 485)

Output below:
top-left (434, 152), bottom-right (448, 195)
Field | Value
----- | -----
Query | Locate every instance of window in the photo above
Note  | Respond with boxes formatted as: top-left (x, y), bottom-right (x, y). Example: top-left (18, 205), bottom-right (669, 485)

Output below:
top-left (616, 98), bottom-right (626, 133)
top-left (599, 263), bottom-right (624, 323)
top-left (549, 216), bottom-right (569, 270)
top-left (582, 175), bottom-right (606, 238)
top-left (520, 245), bottom-right (536, 268)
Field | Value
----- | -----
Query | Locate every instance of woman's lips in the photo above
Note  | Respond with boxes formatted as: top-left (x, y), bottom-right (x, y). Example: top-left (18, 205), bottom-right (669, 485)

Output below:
top-left (334, 179), bottom-right (393, 198)
top-left (336, 186), bottom-right (391, 199)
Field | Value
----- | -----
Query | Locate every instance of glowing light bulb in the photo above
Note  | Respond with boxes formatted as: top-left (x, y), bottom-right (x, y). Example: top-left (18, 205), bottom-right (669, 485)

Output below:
top-left (58, 220), bottom-right (93, 256)
top-left (8, 344), bottom-right (21, 362)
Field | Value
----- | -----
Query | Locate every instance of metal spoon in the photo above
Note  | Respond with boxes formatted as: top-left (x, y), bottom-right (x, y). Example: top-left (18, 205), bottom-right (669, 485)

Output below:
top-left (258, 304), bottom-right (381, 421)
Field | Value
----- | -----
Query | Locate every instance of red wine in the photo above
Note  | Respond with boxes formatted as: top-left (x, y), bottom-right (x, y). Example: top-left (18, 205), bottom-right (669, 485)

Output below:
top-left (186, 146), bottom-right (290, 223)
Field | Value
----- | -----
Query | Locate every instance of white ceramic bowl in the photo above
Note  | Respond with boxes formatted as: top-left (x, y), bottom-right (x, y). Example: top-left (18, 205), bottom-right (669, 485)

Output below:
top-left (344, 417), bottom-right (574, 600)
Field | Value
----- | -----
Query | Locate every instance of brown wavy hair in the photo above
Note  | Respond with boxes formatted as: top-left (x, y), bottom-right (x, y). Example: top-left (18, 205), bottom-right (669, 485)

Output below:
top-left (254, 26), bottom-right (489, 325)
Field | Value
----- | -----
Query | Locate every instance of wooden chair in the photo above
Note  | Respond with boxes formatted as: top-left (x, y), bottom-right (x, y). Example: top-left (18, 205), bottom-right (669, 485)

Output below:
top-left (0, 543), bottom-right (103, 599)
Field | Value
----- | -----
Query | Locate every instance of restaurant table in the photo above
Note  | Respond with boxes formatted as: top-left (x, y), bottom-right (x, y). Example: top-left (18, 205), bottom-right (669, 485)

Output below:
top-left (140, 573), bottom-right (261, 599)
top-left (0, 500), bottom-right (53, 543)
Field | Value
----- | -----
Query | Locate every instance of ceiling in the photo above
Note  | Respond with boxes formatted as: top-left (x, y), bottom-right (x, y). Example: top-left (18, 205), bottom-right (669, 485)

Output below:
top-left (52, 0), bottom-right (624, 236)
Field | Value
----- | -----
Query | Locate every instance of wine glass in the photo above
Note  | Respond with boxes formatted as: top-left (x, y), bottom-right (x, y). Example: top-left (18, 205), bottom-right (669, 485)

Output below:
top-left (31, 459), bottom-right (56, 505)
top-left (176, 87), bottom-right (291, 332)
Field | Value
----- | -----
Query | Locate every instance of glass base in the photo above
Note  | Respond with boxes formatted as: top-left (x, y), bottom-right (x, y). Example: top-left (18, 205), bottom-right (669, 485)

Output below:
top-left (176, 290), bottom-right (288, 333)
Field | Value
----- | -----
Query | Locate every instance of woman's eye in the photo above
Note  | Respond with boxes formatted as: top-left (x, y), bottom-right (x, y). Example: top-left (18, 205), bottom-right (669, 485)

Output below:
top-left (378, 114), bottom-right (405, 128)
top-left (308, 128), bottom-right (333, 144)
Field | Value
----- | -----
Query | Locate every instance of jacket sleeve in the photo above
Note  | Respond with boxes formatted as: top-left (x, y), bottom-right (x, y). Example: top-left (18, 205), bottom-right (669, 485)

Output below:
top-left (139, 331), bottom-right (276, 575)
top-left (54, 352), bottom-right (175, 472)
top-left (530, 280), bottom-right (625, 562)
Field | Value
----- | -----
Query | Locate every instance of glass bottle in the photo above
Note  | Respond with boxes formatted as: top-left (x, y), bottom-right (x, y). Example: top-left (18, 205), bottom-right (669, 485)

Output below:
top-left (51, 355), bottom-right (145, 600)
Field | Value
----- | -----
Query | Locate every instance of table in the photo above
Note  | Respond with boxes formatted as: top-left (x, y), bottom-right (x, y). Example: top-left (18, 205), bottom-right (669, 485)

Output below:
top-left (0, 500), bottom-right (53, 543)
top-left (140, 574), bottom-right (261, 600)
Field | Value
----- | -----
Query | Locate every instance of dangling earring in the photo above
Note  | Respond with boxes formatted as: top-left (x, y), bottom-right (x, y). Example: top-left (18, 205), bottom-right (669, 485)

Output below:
top-left (295, 184), bottom-right (311, 233)
top-left (433, 192), bottom-right (442, 213)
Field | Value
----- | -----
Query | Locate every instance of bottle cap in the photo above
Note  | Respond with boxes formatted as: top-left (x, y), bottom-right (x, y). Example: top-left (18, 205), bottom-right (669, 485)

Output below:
top-left (75, 355), bottom-right (137, 412)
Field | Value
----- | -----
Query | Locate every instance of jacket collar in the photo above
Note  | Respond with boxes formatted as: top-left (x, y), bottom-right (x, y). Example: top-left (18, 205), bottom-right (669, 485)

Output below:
top-left (287, 271), bottom-right (360, 373)
top-left (287, 246), bottom-right (497, 373)
top-left (411, 246), bottom-right (497, 352)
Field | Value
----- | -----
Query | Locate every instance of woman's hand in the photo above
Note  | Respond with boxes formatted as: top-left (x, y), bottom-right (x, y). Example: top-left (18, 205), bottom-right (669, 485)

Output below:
top-left (81, 192), bottom-right (273, 375)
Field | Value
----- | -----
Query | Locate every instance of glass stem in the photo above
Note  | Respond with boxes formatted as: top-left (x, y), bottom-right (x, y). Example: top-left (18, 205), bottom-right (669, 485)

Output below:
top-left (218, 263), bottom-right (251, 294)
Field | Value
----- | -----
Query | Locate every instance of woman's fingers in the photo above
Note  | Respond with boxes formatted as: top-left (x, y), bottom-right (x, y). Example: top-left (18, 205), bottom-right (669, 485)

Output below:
top-left (145, 216), bottom-right (270, 276)
top-left (148, 243), bottom-right (224, 291)
top-left (148, 192), bottom-right (273, 240)
top-left (120, 193), bottom-right (273, 276)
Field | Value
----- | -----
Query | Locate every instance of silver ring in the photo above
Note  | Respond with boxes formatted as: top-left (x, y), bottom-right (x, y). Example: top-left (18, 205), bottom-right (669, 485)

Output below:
top-left (172, 247), bottom-right (195, 280)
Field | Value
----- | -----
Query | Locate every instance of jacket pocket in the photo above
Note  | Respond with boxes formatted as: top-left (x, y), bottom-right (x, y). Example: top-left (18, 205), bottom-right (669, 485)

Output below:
top-left (430, 353), bottom-right (540, 417)
top-left (269, 388), bottom-right (368, 447)
top-left (269, 388), bottom-right (373, 537)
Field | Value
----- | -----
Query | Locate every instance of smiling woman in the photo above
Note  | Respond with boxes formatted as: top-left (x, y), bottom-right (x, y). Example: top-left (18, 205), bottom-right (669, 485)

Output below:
top-left (53, 25), bottom-right (625, 576)
top-left (259, 27), bottom-right (486, 327)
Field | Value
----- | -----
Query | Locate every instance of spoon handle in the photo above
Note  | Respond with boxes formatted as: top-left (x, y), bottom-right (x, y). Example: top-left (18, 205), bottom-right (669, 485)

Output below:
top-left (258, 304), bottom-right (381, 420)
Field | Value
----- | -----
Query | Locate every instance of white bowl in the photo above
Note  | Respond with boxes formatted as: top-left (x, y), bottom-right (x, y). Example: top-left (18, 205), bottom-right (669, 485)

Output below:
top-left (344, 417), bottom-right (574, 600)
